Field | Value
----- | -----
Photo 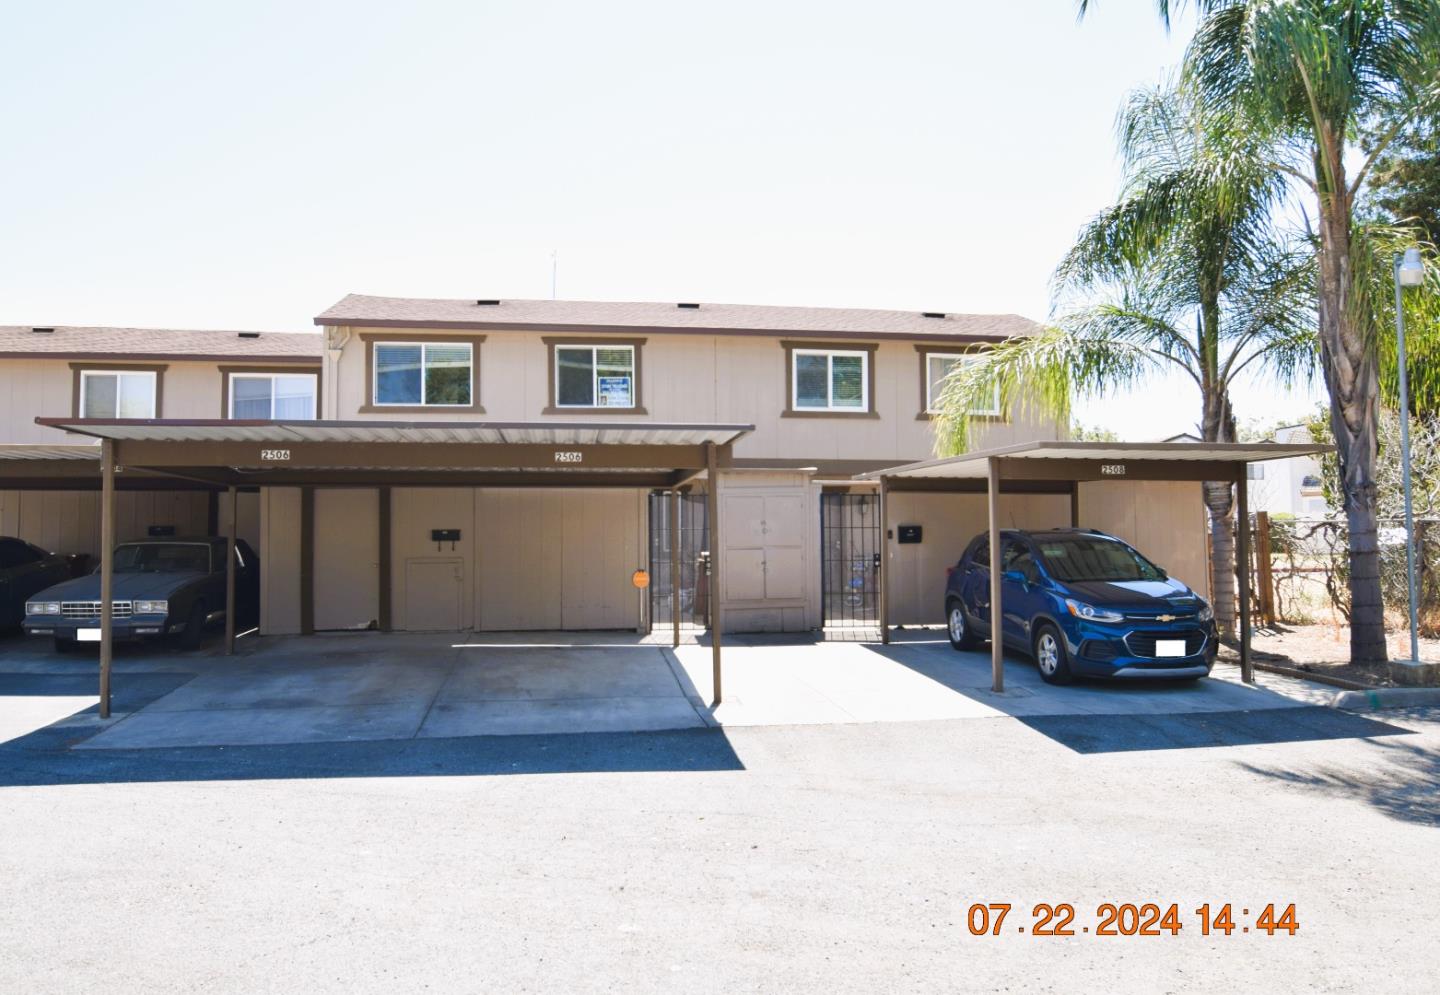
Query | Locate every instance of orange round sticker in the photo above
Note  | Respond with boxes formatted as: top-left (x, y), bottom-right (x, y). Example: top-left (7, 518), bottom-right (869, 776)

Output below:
top-left (632, 570), bottom-right (650, 589)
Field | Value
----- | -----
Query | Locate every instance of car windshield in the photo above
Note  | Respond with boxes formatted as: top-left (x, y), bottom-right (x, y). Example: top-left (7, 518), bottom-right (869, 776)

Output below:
top-left (113, 543), bottom-right (211, 574)
top-left (1035, 537), bottom-right (1165, 583)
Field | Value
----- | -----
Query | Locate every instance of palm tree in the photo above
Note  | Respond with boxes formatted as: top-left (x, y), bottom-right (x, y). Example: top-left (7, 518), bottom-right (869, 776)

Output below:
top-left (1081, 1), bottom-right (1440, 662)
top-left (933, 80), bottom-right (1315, 635)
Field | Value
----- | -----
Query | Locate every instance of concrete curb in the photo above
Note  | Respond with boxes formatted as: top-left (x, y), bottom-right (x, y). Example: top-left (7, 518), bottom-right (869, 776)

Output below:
top-left (1329, 687), bottom-right (1440, 711)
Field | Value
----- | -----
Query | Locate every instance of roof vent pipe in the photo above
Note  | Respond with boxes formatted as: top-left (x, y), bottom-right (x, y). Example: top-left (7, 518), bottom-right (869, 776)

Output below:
top-left (677, 302), bottom-right (700, 309)
top-left (31, 327), bottom-right (54, 333)
top-left (921, 312), bottom-right (947, 319)
top-left (237, 332), bottom-right (261, 338)
top-left (476, 299), bottom-right (501, 306)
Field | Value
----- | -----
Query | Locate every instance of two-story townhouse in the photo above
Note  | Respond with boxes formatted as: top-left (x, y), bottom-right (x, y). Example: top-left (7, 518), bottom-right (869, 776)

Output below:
top-left (284, 295), bottom-right (1086, 636)
top-left (0, 324), bottom-right (322, 559)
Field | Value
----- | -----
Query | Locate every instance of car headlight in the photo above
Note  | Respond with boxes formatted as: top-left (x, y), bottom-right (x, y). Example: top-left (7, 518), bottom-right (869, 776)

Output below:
top-left (1065, 599), bottom-right (1125, 624)
top-left (133, 600), bottom-right (169, 615)
top-left (1197, 601), bottom-right (1214, 622)
top-left (26, 601), bottom-right (61, 616)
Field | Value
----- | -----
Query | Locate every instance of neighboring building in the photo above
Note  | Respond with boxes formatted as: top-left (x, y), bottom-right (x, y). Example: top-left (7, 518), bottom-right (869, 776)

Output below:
top-left (1247, 424), bottom-right (1331, 518)
top-left (0, 324), bottom-right (322, 558)
top-left (2, 297), bottom-right (1209, 637)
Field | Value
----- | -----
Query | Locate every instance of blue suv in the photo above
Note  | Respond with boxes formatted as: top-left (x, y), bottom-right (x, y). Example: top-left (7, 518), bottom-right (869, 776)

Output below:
top-left (944, 528), bottom-right (1217, 684)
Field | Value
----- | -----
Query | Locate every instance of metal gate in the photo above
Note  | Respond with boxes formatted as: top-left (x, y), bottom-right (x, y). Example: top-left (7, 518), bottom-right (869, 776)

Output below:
top-left (648, 490), bottom-right (709, 631)
top-left (821, 491), bottom-right (881, 626)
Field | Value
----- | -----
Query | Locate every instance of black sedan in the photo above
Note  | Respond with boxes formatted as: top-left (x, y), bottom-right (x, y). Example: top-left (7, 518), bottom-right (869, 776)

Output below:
top-left (0, 537), bottom-right (73, 627)
top-left (23, 537), bottom-right (259, 652)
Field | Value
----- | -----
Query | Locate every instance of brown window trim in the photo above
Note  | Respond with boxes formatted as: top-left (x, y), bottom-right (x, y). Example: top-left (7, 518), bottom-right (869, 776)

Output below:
top-left (69, 362), bottom-right (168, 419)
top-left (541, 336), bottom-right (648, 415)
top-left (913, 344), bottom-right (1006, 422)
top-left (781, 340), bottom-right (880, 419)
top-left (358, 332), bottom-right (485, 414)
top-left (218, 365), bottom-right (323, 419)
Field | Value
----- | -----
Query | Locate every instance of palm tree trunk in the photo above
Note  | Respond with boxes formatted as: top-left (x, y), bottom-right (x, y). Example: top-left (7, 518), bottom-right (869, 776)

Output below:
top-left (1200, 377), bottom-right (1237, 635)
top-left (1315, 149), bottom-right (1388, 664)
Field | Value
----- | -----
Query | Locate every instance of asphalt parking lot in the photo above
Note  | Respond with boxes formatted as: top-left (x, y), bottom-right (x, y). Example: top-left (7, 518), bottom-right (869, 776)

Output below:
top-left (0, 630), bottom-right (1434, 993)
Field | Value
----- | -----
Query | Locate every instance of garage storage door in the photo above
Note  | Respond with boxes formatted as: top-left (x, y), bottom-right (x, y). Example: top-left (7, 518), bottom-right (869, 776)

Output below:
top-left (723, 490), bottom-right (807, 602)
top-left (473, 488), bottom-right (645, 632)
top-left (313, 488), bottom-right (380, 630)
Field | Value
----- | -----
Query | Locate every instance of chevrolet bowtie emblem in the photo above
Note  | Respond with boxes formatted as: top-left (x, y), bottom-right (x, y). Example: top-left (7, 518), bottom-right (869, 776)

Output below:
top-left (1156, 614), bottom-right (1177, 622)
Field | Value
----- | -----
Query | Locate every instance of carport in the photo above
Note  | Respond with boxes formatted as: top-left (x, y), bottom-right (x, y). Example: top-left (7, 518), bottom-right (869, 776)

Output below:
top-left (865, 441), bottom-right (1333, 692)
top-left (35, 418), bottom-right (753, 717)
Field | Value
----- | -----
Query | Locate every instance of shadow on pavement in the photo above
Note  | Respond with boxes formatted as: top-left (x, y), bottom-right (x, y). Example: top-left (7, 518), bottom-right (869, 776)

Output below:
top-left (0, 669), bottom-right (745, 788)
top-left (859, 638), bottom-right (1414, 754)
top-left (1017, 707), bottom-right (1411, 754)
top-left (1234, 729), bottom-right (1440, 827)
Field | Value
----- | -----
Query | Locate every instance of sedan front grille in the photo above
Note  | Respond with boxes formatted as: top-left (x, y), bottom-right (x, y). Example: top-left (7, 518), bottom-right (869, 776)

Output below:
top-left (1123, 628), bottom-right (1207, 658)
top-left (60, 601), bottom-right (133, 620)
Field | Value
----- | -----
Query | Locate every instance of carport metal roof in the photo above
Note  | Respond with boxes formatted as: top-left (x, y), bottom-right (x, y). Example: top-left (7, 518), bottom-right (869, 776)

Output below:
top-left (32, 418), bottom-right (751, 719)
top-left (860, 440), bottom-right (1334, 695)
top-left (32, 418), bottom-right (753, 489)
top-left (860, 440), bottom-right (1331, 485)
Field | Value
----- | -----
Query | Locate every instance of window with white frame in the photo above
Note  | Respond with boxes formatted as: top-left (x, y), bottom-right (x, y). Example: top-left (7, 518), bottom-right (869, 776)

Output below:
top-left (230, 373), bottom-right (317, 419)
top-left (926, 352), bottom-right (1000, 416)
top-left (555, 344), bottom-right (636, 408)
top-left (792, 349), bottom-right (868, 411)
top-left (80, 370), bottom-right (157, 418)
top-left (373, 342), bottom-right (473, 406)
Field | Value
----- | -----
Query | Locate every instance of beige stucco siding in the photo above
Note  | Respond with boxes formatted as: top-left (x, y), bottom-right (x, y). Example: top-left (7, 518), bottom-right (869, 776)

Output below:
top-left (0, 357), bottom-right (316, 444)
top-left (885, 491), bottom-right (1072, 626)
top-left (259, 487), bottom-right (303, 635)
top-left (0, 489), bottom-right (253, 559)
top-left (1075, 480), bottom-right (1210, 599)
top-left (326, 326), bottom-right (1060, 464)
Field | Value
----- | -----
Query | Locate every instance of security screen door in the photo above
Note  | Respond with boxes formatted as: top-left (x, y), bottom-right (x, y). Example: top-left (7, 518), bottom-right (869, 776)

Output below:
top-left (820, 492), bottom-right (881, 626)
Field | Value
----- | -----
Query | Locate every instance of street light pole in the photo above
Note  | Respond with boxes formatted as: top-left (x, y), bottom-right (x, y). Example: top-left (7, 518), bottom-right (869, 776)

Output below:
top-left (1394, 248), bottom-right (1425, 663)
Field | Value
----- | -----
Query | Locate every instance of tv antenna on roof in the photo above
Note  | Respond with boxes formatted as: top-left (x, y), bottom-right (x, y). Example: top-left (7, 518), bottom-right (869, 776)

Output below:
top-left (550, 250), bottom-right (558, 300)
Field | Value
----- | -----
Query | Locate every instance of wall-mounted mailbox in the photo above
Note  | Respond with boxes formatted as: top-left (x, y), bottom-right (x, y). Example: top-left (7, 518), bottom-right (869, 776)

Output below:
top-left (431, 529), bottom-right (462, 542)
top-left (148, 525), bottom-right (176, 537)
top-left (897, 524), bottom-right (923, 544)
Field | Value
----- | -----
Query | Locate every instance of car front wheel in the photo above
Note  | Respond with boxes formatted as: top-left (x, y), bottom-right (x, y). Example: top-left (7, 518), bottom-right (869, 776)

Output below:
top-left (179, 602), bottom-right (207, 650)
top-left (1032, 623), bottom-right (1073, 685)
top-left (946, 599), bottom-right (978, 651)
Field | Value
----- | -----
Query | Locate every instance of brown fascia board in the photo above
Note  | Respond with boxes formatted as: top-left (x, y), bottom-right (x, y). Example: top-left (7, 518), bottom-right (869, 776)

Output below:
top-left (0, 352), bottom-right (322, 364)
top-left (312, 317), bottom-right (1009, 345)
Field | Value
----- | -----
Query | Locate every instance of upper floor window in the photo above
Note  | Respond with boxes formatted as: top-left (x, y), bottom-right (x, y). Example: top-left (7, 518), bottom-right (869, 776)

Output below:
top-left (793, 349), bottom-right (868, 412)
top-left (557, 345), bottom-right (636, 408)
top-left (924, 351), bottom-right (1000, 416)
top-left (543, 337), bottom-right (647, 414)
top-left (79, 369), bottom-right (157, 419)
top-left (781, 341), bottom-right (878, 418)
top-left (374, 342), bottom-right (473, 407)
top-left (230, 372), bottom-right (317, 419)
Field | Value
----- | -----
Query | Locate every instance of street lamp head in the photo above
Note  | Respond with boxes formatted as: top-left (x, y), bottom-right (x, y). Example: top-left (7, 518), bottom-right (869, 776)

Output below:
top-left (1398, 247), bottom-right (1426, 288)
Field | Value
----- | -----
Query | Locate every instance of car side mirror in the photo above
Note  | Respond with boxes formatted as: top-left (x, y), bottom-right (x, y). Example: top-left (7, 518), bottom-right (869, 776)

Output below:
top-left (1002, 569), bottom-right (1027, 585)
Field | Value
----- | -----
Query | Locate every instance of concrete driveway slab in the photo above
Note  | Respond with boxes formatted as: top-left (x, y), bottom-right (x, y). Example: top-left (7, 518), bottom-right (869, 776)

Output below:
top-left (418, 696), bottom-right (705, 737)
top-left (439, 646), bottom-right (682, 702)
top-left (76, 699), bottom-right (435, 749)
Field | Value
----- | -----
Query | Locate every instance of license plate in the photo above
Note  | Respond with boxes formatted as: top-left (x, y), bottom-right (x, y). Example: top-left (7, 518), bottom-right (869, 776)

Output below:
top-left (1155, 639), bottom-right (1186, 657)
top-left (77, 628), bottom-right (101, 642)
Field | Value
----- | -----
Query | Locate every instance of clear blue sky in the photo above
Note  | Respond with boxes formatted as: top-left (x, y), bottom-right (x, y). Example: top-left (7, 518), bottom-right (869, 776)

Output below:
top-left (0, 0), bottom-right (1323, 438)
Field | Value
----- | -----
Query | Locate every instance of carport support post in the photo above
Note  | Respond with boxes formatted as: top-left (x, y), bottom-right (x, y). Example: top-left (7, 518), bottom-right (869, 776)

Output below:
top-left (224, 484), bottom-right (237, 655)
top-left (670, 488), bottom-right (681, 649)
top-left (1236, 471), bottom-right (1253, 684)
top-left (988, 457), bottom-right (1003, 693)
top-left (879, 476), bottom-right (890, 644)
top-left (98, 438), bottom-right (115, 719)
top-left (706, 443), bottom-right (723, 706)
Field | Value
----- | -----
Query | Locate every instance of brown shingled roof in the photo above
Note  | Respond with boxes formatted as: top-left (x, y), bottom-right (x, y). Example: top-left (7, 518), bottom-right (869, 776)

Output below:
top-left (0, 326), bottom-right (323, 362)
top-left (315, 295), bottom-right (1041, 343)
